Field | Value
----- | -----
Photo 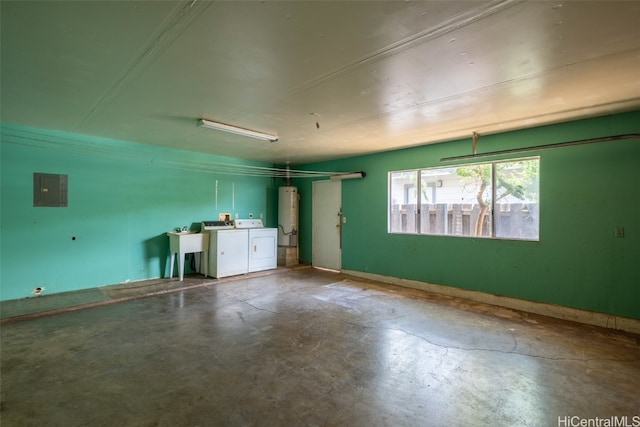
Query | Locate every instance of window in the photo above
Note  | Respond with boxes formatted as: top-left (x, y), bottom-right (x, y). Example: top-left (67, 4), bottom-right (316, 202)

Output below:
top-left (389, 157), bottom-right (539, 240)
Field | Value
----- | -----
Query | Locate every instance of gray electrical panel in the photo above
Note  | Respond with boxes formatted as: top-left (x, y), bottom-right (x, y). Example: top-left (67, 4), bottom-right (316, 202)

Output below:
top-left (34, 173), bottom-right (68, 207)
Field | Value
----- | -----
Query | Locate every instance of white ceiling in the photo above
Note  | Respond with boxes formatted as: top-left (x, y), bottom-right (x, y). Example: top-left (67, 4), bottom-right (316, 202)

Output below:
top-left (2, 1), bottom-right (639, 164)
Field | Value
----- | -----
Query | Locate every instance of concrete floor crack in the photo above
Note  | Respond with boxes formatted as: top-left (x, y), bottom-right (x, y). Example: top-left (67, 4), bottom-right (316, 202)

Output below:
top-left (226, 293), bottom-right (279, 314)
top-left (347, 321), bottom-right (640, 363)
top-left (240, 299), bottom-right (279, 314)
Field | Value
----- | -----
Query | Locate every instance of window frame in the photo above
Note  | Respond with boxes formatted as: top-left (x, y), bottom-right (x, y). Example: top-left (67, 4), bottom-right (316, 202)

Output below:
top-left (388, 156), bottom-right (540, 241)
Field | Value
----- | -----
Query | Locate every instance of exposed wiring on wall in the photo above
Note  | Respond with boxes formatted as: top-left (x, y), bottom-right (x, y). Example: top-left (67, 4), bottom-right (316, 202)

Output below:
top-left (1, 127), bottom-right (352, 178)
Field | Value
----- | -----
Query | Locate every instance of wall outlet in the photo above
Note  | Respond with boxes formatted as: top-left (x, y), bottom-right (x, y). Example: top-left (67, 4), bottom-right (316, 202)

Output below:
top-left (614, 226), bottom-right (624, 238)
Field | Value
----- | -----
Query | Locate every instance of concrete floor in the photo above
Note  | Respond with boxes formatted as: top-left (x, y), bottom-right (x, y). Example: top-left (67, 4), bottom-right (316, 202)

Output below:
top-left (1, 267), bottom-right (639, 427)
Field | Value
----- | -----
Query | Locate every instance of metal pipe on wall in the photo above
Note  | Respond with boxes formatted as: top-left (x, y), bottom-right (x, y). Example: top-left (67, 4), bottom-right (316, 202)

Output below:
top-left (440, 133), bottom-right (640, 162)
top-left (330, 171), bottom-right (366, 180)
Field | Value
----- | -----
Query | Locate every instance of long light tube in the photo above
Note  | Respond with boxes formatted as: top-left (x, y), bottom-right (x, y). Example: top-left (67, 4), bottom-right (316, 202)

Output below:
top-left (199, 119), bottom-right (278, 142)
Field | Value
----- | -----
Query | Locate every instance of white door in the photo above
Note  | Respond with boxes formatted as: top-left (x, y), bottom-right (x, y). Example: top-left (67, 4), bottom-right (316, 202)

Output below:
top-left (312, 180), bottom-right (341, 271)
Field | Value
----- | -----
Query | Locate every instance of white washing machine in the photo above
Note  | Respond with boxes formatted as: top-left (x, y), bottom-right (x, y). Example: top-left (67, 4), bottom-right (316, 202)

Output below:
top-left (235, 219), bottom-right (278, 273)
top-left (202, 221), bottom-right (249, 278)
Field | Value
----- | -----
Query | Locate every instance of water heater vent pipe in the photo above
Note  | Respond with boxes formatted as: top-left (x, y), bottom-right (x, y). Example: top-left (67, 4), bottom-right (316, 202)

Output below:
top-left (330, 171), bottom-right (366, 180)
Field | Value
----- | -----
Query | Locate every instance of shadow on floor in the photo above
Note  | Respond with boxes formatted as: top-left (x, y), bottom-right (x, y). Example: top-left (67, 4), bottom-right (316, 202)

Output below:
top-left (0, 267), bottom-right (301, 322)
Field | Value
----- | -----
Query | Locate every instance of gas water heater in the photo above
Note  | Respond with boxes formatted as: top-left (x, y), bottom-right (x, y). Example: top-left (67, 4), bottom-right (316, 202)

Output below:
top-left (278, 186), bottom-right (298, 247)
top-left (278, 186), bottom-right (299, 266)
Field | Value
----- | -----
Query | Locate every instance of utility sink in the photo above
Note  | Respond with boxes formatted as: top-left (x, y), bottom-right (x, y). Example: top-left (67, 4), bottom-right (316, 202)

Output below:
top-left (166, 232), bottom-right (209, 281)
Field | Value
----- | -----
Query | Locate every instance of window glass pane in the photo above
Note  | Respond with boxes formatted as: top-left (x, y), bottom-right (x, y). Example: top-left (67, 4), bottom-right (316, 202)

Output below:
top-left (389, 171), bottom-right (418, 233)
top-left (420, 164), bottom-right (492, 236)
top-left (388, 157), bottom-right (539, 241)
top-left (494, 158), bottom-right (539, 240)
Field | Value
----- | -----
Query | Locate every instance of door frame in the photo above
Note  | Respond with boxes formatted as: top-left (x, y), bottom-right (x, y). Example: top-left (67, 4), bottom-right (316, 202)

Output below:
top-left (312, 179), bottom-right (342, 271)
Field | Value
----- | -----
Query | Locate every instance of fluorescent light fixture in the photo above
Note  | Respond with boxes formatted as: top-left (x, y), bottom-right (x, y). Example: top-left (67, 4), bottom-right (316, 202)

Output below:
top-left (199, 119), bottom-right (278, 142)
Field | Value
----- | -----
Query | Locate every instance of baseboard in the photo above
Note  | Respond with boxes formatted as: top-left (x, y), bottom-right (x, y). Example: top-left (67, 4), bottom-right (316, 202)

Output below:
top-left (342, 269), bottom-right (640, 335)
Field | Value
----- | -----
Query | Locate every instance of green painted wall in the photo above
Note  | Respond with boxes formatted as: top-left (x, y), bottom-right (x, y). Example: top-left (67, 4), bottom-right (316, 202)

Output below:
top-left (295, 111), bottom-right (640, 319)
top-left (1, 124), bottom-right (277, 301)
